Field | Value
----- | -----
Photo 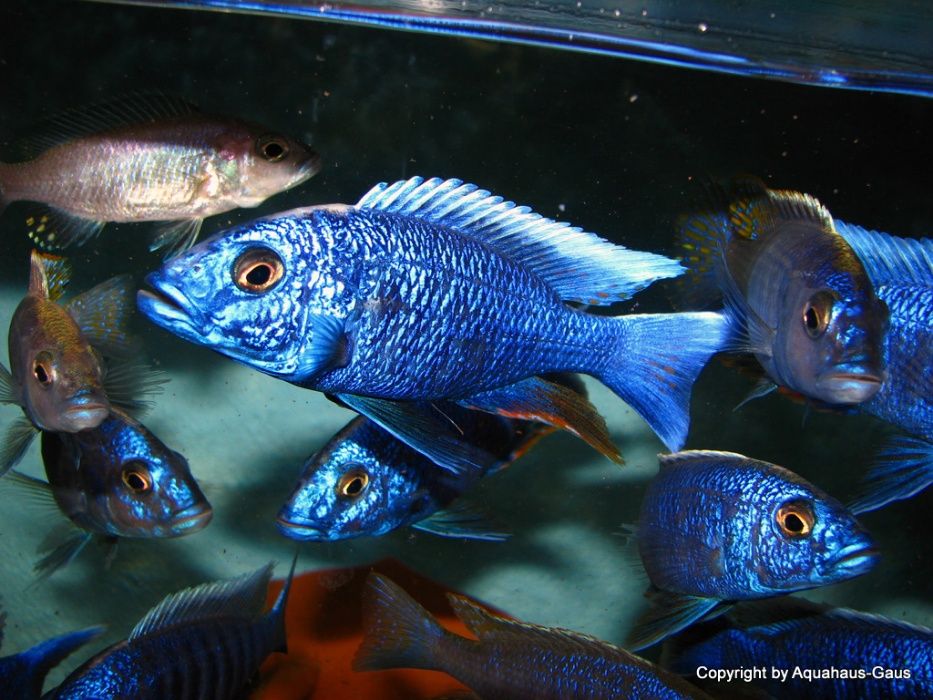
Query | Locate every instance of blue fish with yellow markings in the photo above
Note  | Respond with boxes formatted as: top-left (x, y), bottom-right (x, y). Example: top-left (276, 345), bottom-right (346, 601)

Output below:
top-left (0, 609), bottom-right (102, 700)
top-left (667, 597), bottom-right (933, 699)
top-left (676, 178), bottom-right (889, 407)
top-left (45, 559), bottom-right (293, 699)
top-left (354, 572), bottom-right (714, 700)
top-left (628, 450), bottom-right (877, 650)
top-left (0, 250), bottom-right (142, 476)
top-left (834, 222), bottom-right (933, 512)
top-left (8, 407), bottom-right (212, 578)
top-left (276, 380), bottom-right (571, 542)
top-left (139, 176), bottom-right (729, 465)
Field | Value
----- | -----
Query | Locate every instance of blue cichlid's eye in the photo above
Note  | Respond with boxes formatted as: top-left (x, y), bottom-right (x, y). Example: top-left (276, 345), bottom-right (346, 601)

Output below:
top-left (256, 134), bottom-right (289, 162)
top-left (336, 466), bottom-right (370, 499)
top-left (775, 501), bottom-right (815, 538)
top-left (121, 462), bottom-right (153, 493)
top-left (233, 248), bottom-right (284, 293)
top-left (802, 291), bottom-right (835, 338)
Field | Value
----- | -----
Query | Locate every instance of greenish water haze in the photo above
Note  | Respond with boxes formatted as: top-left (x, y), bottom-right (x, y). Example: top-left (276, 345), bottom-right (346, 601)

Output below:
top-left (0, 0), bottom-right (929, 690)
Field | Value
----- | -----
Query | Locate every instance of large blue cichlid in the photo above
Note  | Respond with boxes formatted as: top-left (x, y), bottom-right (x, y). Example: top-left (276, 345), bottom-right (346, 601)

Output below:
top-left (45, 560), bottom-right (293, 700)
top-left (354, 572), bottom-right (714, 700)
top-left (834, 222), bottom-right (932, 513)
top-left (676, 178), bottom-right (889, 406)
top-left (138, 177), bottom-right (729, 467)
top-left (666, 597), bottom-right (933, 699)
top-left (627, 450), bottom-right (877, 650)
top-left (276, 376), bottom-right (582, 542)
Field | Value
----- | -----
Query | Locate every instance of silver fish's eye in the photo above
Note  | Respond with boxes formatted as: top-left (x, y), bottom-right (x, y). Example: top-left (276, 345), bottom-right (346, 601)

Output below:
top-left (336, 466), bottom-right (370, 499)
top-left (121, 462), bottom-right (153, 494)
top-left (233, 248), bottom-right (284, 293)
top-left (257, 134), bottom-right (289, 162)
top-left (802, 291), bottom-right (835, 339)
top-left (33, 351), bottom-right (55, 386)
top-left (775, 501), bottom-right (815, 539)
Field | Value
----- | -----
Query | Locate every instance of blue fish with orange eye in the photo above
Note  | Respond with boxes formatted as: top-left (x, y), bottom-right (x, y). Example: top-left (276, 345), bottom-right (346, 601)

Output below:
top-left (355, 572), bottom-right (714, 700)
top-left (0, 609), bottom-right (102, 700)
top-left (275, 375), bottom-right (587, 542)
top-left (44, 560), bottom-right (293, 700)
top-left (0, 250), bottom-right (146, 477)
top-left (8, 407), bottom-right (212, 579)
top-left (832, 222), bottom-right (933, 513)
top-left (138, 176), bottom-right (730, 469)
top-left (666, 597), bottom-right (933, 699)
top-left (627, 450), bottom-right (877, 651)
top-left (676, 178), bottom-right (889, 407)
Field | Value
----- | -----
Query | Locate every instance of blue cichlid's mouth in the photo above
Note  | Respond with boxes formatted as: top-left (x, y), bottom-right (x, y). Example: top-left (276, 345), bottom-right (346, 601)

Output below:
top-left (137, 275), bottom-right (204, 339)
top-left (827, 541), bottom-right (879, 576)
top-left (169, 503), bottom-right (213, 536)
top-left (814, 370), bottom-right (883, 404)
top-left (275, 514), bottom-right (326, 542)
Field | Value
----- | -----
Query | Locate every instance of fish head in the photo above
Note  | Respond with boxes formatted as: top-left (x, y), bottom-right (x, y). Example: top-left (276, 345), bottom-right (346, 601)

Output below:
top-left (138, 212), bottom-right (344, 380)
top-left (10, 297), bottom-right (110, 432)
top-left (775, 275), bottom-right (888, 404)
top-left (276, 421), bottom-right (420, 541)
top-left (70, 413), bottom-right (212, 538)
top-left (749, 478), bottom-right (877, 593)
top-left (221, 124), bottom-right (322, 207)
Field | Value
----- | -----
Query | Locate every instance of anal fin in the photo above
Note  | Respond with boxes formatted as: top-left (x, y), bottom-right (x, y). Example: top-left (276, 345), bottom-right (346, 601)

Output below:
top-left (25, 207), bottom-right (105, 249)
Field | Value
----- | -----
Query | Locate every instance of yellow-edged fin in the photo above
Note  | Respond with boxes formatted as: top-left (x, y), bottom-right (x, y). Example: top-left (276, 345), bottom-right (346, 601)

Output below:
top-left (28, 250), bottom-right (71, 301)
top-left (66, 274), bottom-right (140, 358)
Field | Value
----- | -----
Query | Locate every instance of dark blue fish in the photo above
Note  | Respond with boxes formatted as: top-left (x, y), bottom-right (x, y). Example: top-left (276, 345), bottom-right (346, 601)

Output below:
top-left (667, 598), bottom-right (933, 699)
top-left (8, 408), bottom-right (212, 578)
top-left (276, 386), bottom-right (562, 542)
top-left (139, 176), bottom-right (729, 466)
top-left (676, 178), bottom-right (889, 407)
top-left (45, 559), bottom-right (293, 700)
top-left (628, 450), bottom-right (877, 650)
top-left (354, 572), bottom-right (714, 700)
top-left (0, 610), bottom-right (102, 700)
top-left (834, 222), bottom-right (933, 512)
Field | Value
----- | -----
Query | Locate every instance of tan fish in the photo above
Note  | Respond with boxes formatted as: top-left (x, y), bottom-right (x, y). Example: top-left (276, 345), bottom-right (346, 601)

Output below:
top-left (0, 94), bottom-right (322, 255)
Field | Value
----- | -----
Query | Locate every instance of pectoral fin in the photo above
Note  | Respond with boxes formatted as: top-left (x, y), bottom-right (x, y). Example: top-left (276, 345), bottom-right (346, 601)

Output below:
top-left (0, 416), bottom-right (38, 477)
top-left (626, 590), bottom-right (725, 651)
top-left (413, 501), bottom-right (510, 542)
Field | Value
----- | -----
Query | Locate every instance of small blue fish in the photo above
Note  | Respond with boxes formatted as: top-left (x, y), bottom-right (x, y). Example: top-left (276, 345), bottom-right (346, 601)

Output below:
top-left (139, 176), bottom-right (729, 466)
top-left (0, 250), bottom-right (143, 475)
top-left (0, 609), bottom-right (102, 700)
top-left (676, 178), bottom-right (888, 406)
top-left (8, 408), bottom-right (212, 578)
top-left (667, 598), bottom-right (933, 699)
top-left (45, 559), bottom-right (293, 699)
top-left (354, 572), bottom-right (714, 700)
top-left (276, 385), bottom-right (562, 542)
top-left (834, 222), bottom-right (933, 512)
top-left (628, 450), bottom-right (877, 650)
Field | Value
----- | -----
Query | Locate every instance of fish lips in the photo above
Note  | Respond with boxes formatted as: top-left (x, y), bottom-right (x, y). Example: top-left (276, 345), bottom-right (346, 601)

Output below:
top-left (824, 539), bottom-right (879, 578)
top-left (814, 368), bottom-right (884, 404)
top-left (168, 502), bottom-right (213, 536)
top-left (59, 392), bottom-right (110, 431)
top-left (275, 512), bottom-right (328, 542)
top-left (137, 274), bottom-right (207, 345)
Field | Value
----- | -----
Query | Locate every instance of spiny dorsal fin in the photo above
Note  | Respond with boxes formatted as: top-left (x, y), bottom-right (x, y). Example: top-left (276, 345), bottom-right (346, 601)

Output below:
top-left (356, 177), bottom-right (684, 304)
top-left (13, 93), bottom-right (200, 160)
top-left (728, 183), bottom-right (832, 243)
top-left (835, 220), bottom-right (933, 287)
top-left (130, 563), bottom-right (273, 640)
top-left (28, 250), bottom-right (71, 301)
top-left (658, 450), bottom-right (751, 471)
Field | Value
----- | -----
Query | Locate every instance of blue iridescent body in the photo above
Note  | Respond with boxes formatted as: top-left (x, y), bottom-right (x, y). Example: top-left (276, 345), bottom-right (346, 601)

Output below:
top-left (834, 222), bottom-right (933, 512)
top-left (276, 400), bottom-right (551, 542)
top-left (354, 573), bottom-right (713, 700)
top-left (139, 177), bottom-right (729, 458)
top-left (45, 562), bottom-right (291, 700)
top-left (629, 450), bottom-right (876, 650)
top-left (669, 600), bottom-right (933, 699)
top-left (676, 179), bottom-right (888, 406)
top-left (0, 610), bottom-right (101, 700)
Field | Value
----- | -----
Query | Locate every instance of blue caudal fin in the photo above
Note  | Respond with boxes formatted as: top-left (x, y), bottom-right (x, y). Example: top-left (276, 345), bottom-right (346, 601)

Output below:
top-left (353, 573), bottom-right (446, 673)
top-left (850, 434), bottom-right (933, 514)
top-left (601, 311), bottom-right (730, 451)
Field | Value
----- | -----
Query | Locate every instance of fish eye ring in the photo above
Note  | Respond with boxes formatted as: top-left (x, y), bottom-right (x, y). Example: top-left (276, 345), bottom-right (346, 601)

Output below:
top-left (775, 500), bottom-right (815, 539)
top-left (233, 248), bottom-right (284, 293)
top-left (121, 464), bottom-right (153, 493)
top-left (33, 351), bottom-right (55, 386)
top-left (802, 291), bottom-right (835, 339)
top-left (336, 466), bottom-right (370, 499)
top-left (257, 134), bottom-right (289, 163)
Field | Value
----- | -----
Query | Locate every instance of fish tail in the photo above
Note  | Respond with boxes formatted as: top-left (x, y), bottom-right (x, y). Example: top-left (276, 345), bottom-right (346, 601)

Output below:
top-left (849, 435), bottom-right (933, 514)
top-left (602, 311), bottom-right (730, 451)
top-left (353, 573), bottom-right (445, 673)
